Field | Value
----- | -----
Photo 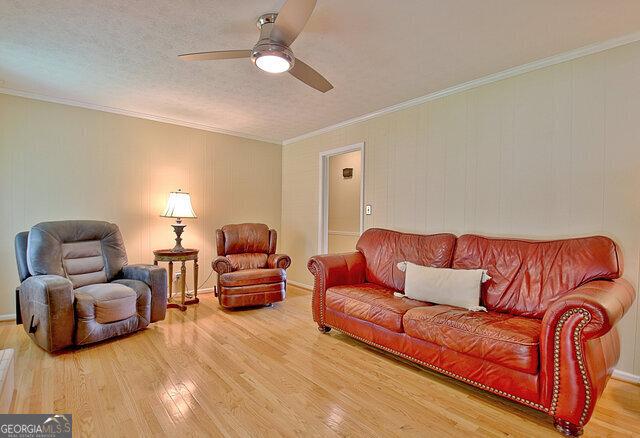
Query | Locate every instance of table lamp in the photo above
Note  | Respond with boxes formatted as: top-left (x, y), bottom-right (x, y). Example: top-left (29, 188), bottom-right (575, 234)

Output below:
top-left (160, 189), bottom-right (197, 252)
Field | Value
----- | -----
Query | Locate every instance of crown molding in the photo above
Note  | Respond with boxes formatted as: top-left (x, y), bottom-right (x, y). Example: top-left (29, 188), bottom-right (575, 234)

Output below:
top-left (282, 31), bottom-right (640, 146)
top-left (0, 87), bottom-right (281, 145)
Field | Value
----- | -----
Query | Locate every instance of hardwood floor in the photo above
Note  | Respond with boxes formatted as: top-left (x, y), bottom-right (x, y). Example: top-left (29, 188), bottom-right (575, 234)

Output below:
top-left (1, 286), bottom-right (638, 437)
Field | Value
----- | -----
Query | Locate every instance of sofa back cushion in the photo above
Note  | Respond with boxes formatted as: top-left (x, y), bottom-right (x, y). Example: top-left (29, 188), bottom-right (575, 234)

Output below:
top-left (219, 223), bottom-right (271, 255)
top-left (27, 220), bottom-right (128, 288)
top-left (356, 228), bottom-right (457, 291)
top-left (452, 234), bottom-right (621, 318)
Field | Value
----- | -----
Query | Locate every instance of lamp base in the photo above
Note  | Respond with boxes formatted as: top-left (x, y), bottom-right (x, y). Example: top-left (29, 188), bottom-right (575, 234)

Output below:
top-left (170, 223), bottom-right (187, 252)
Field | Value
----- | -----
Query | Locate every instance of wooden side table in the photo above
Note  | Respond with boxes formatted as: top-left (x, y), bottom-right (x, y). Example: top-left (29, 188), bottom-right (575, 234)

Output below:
top-left (153, 248), bottom-right (199, 311)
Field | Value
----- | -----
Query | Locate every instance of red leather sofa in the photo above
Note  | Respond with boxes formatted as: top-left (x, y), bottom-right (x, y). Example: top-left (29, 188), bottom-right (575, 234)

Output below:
top-left (308, 228), bottom-right (635, 436)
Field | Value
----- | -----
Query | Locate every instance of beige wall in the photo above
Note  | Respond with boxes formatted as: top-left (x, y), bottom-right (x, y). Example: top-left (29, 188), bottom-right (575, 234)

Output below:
top-left (0, 93), bottom-right (282, 316)
top-left (328, 151), bottom-right (361, 253)
top-left (281, 41), bottom-right (640, 375)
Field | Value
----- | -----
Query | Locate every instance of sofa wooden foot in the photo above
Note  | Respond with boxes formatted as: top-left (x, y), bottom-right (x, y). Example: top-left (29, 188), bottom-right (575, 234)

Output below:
top-left (317, 325), bottom-right (331, 333)
top-left (554, 418), bottom-right (583, 437)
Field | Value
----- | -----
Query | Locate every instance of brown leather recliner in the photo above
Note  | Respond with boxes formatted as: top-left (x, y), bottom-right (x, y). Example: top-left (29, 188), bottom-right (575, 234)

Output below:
top-left (14, 220), bottom-right (168, 352)
top-left (212, 223), bottom-right (290, 308)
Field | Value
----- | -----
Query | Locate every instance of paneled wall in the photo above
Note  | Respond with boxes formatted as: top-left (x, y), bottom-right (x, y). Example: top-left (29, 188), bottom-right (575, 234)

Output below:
top-left (281, 41), bottom-right (640, 374)
top-left (0, 94), bottom-right (282, 316)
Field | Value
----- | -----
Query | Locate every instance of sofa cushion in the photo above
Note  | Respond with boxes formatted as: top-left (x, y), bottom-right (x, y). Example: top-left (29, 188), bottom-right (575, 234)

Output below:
top-left (452, 234), bottom-right (621, 317)
top-left (220, 268), bottom-right (285, 287)
top-left (356, 228), bottom-right (456, 291)
top-left (403, 305), bottom-right (541, 374)
top-left (75, 283), bottom-right (137, 324)
top-left (326, 283), bottom-right (428, 332)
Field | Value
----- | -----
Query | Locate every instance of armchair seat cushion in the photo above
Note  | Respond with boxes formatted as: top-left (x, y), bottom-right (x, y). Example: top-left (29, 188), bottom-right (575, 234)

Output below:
top-left (326, 283), bottom-right (428, 333)
top-left (220, 268), bottom-right (285, 287)
top-left (75, 283), bottom-right (136, 324)
top-left (403, 305), bottom-right (541, 374)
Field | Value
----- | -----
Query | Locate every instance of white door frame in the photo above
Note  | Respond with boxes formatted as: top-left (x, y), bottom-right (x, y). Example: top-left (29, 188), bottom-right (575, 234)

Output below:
top-left (317, 142), bottom-right (365, 254)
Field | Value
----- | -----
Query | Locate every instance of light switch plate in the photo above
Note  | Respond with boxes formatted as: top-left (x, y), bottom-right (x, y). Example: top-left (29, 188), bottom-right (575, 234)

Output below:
top-left (365, 205), bottom-right (372, 215)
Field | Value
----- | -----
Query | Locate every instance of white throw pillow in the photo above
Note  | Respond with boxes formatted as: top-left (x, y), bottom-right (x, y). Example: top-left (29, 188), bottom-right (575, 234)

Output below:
top-left (396, 261), bottom-right (490, 311)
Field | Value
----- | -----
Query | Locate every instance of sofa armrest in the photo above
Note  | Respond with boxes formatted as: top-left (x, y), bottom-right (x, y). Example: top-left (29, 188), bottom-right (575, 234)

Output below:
top-left (307, 252), bottom-right (366, 327)
top-left (542, 279), bottom-right (635, 340)
top-left (19, 275), bottom-right (74, 352)
top-left (540, 278), bottom-right (635, 426)
top-left (267, 254), bottom-right (291, 270)
top-left (122, 264), bottom-right (168, 323)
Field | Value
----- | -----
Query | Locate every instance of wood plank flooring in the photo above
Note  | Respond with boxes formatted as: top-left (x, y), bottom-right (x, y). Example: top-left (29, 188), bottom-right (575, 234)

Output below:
top-left (1, 286), bottom-right (638, 437)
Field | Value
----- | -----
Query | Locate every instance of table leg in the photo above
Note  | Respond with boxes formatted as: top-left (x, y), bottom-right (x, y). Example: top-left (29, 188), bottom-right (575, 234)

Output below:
top-left (181, 261), bottom-right (187, 306)
top-left (168, 261), bottom-right (173, 300)
top-left (186, 258), bottom-right (200, 305)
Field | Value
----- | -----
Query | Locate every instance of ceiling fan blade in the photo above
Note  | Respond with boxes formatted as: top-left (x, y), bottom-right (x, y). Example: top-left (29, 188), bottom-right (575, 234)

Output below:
top-left (178, 50), bottom-right (251, 61)
top-left (270, 0), bottom-right (317, 46)
top-left (289, 58), bottom-right (333, 93)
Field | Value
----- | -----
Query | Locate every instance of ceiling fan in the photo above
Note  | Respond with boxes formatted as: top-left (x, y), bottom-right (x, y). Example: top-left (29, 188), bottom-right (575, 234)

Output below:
top-left (179, 0), bottom-right (333, 93)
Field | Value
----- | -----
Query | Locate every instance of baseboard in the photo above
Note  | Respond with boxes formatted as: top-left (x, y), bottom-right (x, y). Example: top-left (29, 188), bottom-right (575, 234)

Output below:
top-left (0, 314), bottom-right (16, 322)
top-left (612, 369), bottom-right (640, 384)
top-left (287, 280), bottom-right (313, 291)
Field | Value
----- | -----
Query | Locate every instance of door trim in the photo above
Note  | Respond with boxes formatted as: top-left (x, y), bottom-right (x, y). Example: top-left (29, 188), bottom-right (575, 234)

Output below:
top-left (317, 142), bottom-right (365, 254)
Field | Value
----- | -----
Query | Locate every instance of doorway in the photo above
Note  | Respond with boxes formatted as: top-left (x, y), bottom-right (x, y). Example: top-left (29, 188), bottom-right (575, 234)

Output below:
top-left (318, 143), bottom-right (364, 254)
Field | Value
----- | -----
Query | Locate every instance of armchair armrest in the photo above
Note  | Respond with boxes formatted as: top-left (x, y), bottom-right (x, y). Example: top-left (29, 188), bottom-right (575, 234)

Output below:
top-left (212, 256), bottom-right (233, 275)
top-left (307, 252), bottom-right (366, 328)
top-left (122, 264), bottom-right (168, 323)
top-left (19, 275), bottom-right (74, 352)
top-left (540, 278), bottom-right (635, 427)
top-left (267, 254), bottom-right (291, 270)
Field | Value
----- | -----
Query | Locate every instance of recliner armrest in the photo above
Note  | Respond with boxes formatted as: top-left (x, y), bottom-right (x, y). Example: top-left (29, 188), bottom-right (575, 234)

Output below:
top-left (19, 275), bottom-right (74, 352)
top-left (212, 256), bottom-right (233, 275)
top-left (122, 264), bottom-right (168, 322)
top-left (267, 254), bottom-right (291, 270)
top-left (307, 252), bottom-right (366, 326)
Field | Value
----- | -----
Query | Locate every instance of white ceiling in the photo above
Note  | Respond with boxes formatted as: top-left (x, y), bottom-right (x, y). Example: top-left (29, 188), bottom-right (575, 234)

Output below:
top-left (2, 1), bottom-right (640, 143)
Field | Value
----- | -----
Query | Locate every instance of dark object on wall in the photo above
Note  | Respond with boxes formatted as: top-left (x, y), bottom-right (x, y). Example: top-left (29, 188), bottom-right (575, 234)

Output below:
top-left (343, 168), bottom-right (353, 179)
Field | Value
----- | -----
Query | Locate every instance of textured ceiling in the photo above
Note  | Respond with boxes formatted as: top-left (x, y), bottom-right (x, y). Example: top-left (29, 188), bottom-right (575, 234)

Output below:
top-left (2, 1), bottom-right (640, 143)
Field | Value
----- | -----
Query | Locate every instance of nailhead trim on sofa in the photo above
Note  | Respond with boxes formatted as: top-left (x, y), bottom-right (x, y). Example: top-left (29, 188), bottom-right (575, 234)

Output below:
top-left (307, 260), bottom-right (326, 325)
top-left (549, 308), bottom-right (592, 425)
top-left (327, 324), bottom-right (549, 412)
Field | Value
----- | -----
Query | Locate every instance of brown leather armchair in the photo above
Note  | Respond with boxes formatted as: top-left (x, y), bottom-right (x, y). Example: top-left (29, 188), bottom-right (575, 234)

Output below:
top-left (212, 223), bottom-right (290, 308)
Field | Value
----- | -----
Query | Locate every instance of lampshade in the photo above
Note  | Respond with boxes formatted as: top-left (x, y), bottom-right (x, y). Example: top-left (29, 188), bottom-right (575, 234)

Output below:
top-left (161, 190), bottom-right (197, 219)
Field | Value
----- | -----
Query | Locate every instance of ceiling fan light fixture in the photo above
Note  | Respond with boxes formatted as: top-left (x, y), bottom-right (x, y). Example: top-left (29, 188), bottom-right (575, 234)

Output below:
top-left (256, 54), bottom-right (290, 73)
top-left (251, 43), bottom-right (294, 74)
